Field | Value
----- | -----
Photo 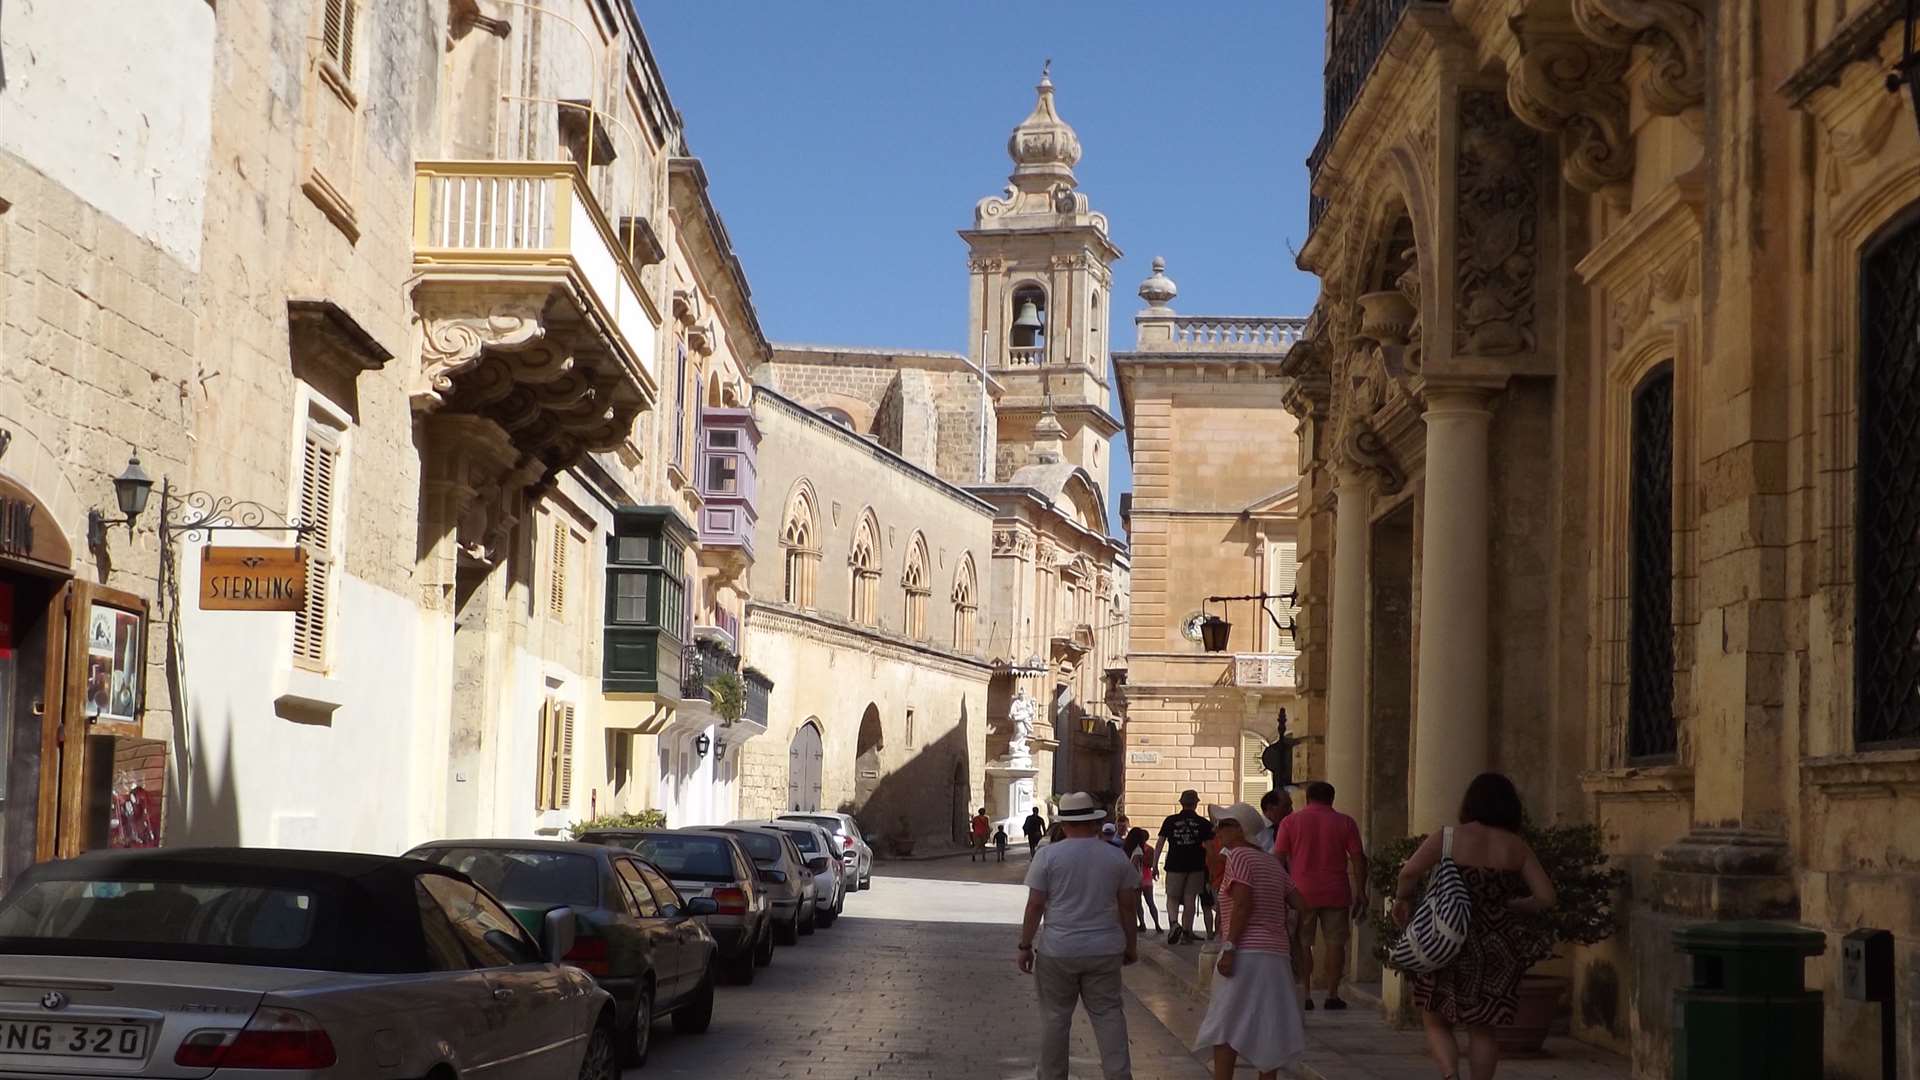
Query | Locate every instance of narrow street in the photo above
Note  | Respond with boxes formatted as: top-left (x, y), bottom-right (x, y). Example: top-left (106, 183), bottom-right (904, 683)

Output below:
top-left (634, 853), bottom-right (1210, 1079)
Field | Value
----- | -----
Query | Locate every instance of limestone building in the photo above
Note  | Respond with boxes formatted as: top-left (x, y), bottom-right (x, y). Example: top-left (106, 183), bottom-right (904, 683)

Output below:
top-left (1114, 261), bottom-right (1307, 814)
top-left (1292, 0), bottom-right (1920, 1073)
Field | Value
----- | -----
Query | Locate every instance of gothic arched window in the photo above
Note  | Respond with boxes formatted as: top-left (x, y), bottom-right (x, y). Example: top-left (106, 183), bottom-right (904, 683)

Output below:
top-left (1627, 363), bottom-right (1676, 761)
top-left (1858, 216), bottom-right (1920, 747)
top-left (903, 533), bottom-right (930, 641)
top-left (782, 483), bottom-right (820, 609)
top-left (850, 510), bottom-right (880, 627)
top-left (952, 553), bottom-right (979, 653)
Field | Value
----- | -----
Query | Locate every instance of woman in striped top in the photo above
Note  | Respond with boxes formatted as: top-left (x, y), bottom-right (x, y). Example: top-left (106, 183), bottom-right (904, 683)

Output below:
top-left (1192, 803), bottom-right (1309, 1079)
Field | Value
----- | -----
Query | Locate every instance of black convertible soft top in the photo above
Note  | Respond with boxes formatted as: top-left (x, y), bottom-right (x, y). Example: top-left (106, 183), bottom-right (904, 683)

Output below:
top-left (0, 847), bottom-right (481, 973)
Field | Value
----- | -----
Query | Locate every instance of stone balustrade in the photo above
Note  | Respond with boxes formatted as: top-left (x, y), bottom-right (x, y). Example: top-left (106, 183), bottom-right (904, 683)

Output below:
top-left (1232, 652), bottom-right (1296, 689)
top-left (1135, 315), bottom-right (1306, 353)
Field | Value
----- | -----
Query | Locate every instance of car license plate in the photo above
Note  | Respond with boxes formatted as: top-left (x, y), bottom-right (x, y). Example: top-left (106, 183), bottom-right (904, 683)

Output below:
top-left (0, 1020), bottom-right (147, 1059)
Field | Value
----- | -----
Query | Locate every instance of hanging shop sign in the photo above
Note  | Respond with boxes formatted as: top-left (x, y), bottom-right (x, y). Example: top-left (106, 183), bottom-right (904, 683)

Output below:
top-left (199, 546), bottom-right (307, 612)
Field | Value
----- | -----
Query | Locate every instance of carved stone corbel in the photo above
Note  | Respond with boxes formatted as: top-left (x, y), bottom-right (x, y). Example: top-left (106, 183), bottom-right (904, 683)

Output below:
top-left (1507, 17), bottom-right (1634, 196)
top-left (1571, 0), bottom-right (1706, 116)
top-left (1336, 419), bottom-right (1405, 496)
top-left (415, 296), bottom-right (547, 411)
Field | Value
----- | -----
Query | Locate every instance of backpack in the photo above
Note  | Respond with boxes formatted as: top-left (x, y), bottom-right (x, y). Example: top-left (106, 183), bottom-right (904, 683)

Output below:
top-left (1386, 827), bottom-right (1472, 975)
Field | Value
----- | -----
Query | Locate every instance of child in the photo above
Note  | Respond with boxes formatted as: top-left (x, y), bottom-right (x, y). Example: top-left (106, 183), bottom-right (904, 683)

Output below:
top-left (992, 826), bottom-right (1009, 862)
top-left (1124, 827), bottom-right (1162, 932)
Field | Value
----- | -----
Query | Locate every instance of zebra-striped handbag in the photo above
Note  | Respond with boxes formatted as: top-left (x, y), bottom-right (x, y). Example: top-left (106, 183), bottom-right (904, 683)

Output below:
top-left (1386, 827), bottom-right (1472, 974)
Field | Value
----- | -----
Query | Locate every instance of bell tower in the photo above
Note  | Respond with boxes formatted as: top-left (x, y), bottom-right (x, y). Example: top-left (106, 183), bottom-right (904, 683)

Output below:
top-left (962, 65), bottom-right (1122, 497)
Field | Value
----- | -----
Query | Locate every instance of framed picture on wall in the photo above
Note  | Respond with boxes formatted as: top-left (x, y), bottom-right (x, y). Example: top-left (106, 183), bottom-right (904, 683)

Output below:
top-left (88, 600), bottom-right (143, 726)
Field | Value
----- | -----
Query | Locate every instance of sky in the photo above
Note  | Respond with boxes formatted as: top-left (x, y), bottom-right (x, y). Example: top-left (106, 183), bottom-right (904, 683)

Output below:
top-left (638, 3), bottom-right (1327, 535)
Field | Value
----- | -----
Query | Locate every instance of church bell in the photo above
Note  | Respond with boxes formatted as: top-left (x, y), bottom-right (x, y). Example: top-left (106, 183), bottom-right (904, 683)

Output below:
top-left (1012, 299), bottom-right (1044, 334)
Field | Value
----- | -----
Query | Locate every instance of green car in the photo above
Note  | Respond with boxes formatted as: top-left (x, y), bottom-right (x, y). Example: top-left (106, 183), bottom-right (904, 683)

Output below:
top-left (407, 839), bottom-right (719, 1067)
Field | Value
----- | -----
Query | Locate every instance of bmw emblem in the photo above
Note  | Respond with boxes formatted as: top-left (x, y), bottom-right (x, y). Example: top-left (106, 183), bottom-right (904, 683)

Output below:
top-left (39, 991), bottom-right (67, 1012)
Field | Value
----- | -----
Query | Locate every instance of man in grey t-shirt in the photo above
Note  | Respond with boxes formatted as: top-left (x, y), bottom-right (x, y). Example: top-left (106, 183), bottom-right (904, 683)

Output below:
top-left (1019, 792), bottom-right (1139, 1080)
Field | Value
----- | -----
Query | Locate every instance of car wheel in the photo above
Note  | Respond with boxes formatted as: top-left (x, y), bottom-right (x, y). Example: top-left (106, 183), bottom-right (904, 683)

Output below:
top-left (800, 901), bottom-right (817, 936)
top-left (579, 1021), bottom-right (617, 1080)
top-left (672, 964), bottom-right (715, 1035)
top-left (818, 901), bottom-right (837, 929)
top-left (619, 987), bottom-right (653, 1068)
top-left (724, 941), bottom-right (756, 985)
top-left (774, 908), bottom-right (799, 946)
top-left (754, 922), bottom-right (775, 966)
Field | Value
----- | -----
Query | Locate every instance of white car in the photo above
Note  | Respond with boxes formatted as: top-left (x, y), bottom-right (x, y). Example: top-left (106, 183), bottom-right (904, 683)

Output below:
top-left (0, 847), bottom-right (617, 1079)
top-left (779, 812), bottom-right (874, 890)
top-left (752, 820), bottom-right (844, 926)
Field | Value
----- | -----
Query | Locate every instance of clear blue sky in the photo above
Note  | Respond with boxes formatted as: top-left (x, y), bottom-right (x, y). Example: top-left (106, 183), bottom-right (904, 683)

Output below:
top-left (637, 3), bottom-right (1326, 534)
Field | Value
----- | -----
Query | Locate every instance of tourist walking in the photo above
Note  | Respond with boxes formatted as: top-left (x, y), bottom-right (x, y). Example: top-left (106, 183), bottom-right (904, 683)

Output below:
top-left (1253, 788), bottom-right (1292, 851)
top-left (994, 826), bottom-right (1010, 862)
top-left (1024, 807), bottom-right (1047, 855)
top-left (1272, 781), bottom-right (1368, 1009)
top-left (1393, 773), bottom-right (1555, 1080)
top-left (1123, 827), bottom-right (1161, 932)
top-left (1156, 789), bottom-right (1214, 944)
top-left (971, 806), bottom-right (992, 862)
top-left (1019, 791), bottom-right (1140, 1080)
top-left (1194, 803), bottom-right (1307, 1080)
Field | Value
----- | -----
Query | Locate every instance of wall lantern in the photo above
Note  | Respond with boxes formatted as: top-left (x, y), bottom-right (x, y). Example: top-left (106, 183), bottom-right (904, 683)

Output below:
top-left (1891, 0), bottom-right (1920, 140)
top-left (712, 737), bottom-right (728, 764)
top-left (1201, 591), bottom-right (1300, 654)
top-left (88, 454), bottom-right (155, 547)
top-left (694, 733), bottom-right (712, 759)
top-left (1199, 615), bottom-right (1233, 653)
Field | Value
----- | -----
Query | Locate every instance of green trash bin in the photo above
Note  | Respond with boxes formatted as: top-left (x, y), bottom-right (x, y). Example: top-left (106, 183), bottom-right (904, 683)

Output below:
top-left (1673, 921), bottom-right (1825, 1079)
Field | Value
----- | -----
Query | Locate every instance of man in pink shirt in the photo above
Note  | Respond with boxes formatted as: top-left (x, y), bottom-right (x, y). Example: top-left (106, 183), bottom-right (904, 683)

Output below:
top-left (1272, 781), bottom-right (1369, 1010)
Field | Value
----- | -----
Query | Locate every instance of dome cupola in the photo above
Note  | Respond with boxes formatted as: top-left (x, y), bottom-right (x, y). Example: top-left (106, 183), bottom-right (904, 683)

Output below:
top-left (1007, 62), bottom-right (1082, 192)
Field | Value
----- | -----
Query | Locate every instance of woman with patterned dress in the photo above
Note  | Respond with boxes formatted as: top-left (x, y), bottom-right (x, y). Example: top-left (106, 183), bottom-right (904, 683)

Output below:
top-left (1192, 803), bottom-right (1307, 1080)
top-left (1392, 773), bottom-right (1556, 1080)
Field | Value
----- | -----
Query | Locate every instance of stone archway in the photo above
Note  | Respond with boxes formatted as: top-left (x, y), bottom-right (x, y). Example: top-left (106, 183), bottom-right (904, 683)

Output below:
top-left (853, 704), bottom-right (883, 810)
top-left (788, 720), bottom-right (823, 812)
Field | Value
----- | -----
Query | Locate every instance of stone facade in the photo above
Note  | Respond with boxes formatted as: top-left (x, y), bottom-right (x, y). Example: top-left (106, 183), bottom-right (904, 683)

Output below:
top-left (1294, 1), bottom-right (1920, 1074)
top-left (1114, 269), bottom-right (1307, 814)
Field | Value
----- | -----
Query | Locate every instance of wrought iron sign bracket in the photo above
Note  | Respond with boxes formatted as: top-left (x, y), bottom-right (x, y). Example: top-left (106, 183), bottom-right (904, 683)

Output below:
top-left (154, 478), bottom-right (309, 614)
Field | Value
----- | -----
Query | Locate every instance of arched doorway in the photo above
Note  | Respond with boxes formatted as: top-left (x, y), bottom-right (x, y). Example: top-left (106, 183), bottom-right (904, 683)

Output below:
top-left (788, 720), bottom-right (823, 812)
top-left (853, 704), bottom-right (883, 810)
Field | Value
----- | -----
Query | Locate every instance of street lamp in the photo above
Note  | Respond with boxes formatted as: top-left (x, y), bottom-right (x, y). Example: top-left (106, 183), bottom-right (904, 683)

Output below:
top-left (1200, 591), bottom-right (1299, 653)
top-left (694, 733), bottom-right (712, 759)
top-left (1891, 0), bottom-right (1920, 140)
top-left (1199, 614), bottom-right (1233, 653)
top-left (88, 454), bottom-right (155, 548)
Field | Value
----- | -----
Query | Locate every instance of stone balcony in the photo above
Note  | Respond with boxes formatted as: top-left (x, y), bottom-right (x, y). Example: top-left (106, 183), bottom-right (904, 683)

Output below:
top-left (1307, 0), bottom-right (1452, 233)
top-left (1232, 652), bottom-right (1297, 690)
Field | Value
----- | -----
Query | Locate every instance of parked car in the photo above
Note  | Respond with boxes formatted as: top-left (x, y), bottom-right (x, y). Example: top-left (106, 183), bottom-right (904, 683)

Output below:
top-left (779, 811), bottom-right (874, 890)
top-left (0, 847), bottom-right (616, 1079)
top-left (712, 825), bottom-right (815, 943)
top-left (405, 839), bottom-right (718, 1066)
top-left (579, 828), bottom-right (773, 985)
top-left (756, 819), bottom-right (844, 927)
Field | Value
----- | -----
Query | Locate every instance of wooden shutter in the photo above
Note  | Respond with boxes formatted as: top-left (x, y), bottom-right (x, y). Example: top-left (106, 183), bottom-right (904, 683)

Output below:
top-left (548, 516), bottom-right (569, 618)
top-left (535, 699), bottom-right (554, 810)
top-left (557, 703), bottom-right (576, 806)
top-left (1273, 541), bottom-right (1299, 614)
top-left (323, 0), bottom-right (356, 79)
top-left (1241, 731), bottom-right (1270, 800)
top-left (292, 424), bottom-right (339, 668)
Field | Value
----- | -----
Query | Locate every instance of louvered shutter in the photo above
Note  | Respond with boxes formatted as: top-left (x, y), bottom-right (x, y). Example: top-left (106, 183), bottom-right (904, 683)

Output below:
top-left (558, 703), bottom-right (576, 806)
top-left (292, 426), bottom-right (339, 668)
top-left (535, 699), bottom-right (554, 810)
top-left (548, 517), bottom-right (568, 618)
top-left (1241, 731), bottom-right (1270, 800)
top-left (1273, 541), bottom-right (1299, 615)
top-left (323, 0), bottom-right (356, 79)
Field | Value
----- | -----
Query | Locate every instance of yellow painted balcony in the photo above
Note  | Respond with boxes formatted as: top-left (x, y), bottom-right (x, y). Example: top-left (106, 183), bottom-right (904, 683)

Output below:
top-left (412, 161), bottom-right (659, 394)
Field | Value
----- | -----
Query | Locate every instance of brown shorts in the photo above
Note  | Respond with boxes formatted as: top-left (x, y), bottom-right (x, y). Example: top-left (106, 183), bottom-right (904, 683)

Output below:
top-left (1297, 905), bottom-right (1352, 949)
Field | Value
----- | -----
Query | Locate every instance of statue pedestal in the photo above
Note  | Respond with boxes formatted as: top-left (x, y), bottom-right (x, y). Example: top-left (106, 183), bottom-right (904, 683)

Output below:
top-left (986, 761), bottom-right (1040, 833)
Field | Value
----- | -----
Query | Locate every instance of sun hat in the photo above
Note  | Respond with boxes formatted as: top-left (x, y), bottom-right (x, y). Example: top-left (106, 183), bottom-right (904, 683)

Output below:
top-left (1208, 802), bottom-right (1264, 837)
top-left (1056, 792), bottom-right (1107, 821)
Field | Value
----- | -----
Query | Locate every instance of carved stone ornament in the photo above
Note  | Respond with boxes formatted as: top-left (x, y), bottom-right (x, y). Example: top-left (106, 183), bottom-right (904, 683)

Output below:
top-left (1507, 20), bottom-right (1634, 195)
top-left (1605, 240), bottom-right (1701, 352)
top-left (1571, 0), bottom-right (1706, 116)
top-left (1454, 91), bottom-right (1542, 357)
top-left (1338, 418), bottom-right (1405, 495)
top-left (968, 255), bottom-right (1007, 274)
top-left (416, 300), bottom-right (546, 411)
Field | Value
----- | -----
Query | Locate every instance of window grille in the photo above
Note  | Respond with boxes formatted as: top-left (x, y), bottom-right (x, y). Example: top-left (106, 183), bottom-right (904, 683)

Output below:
top-left (1627, 365), bottom-right (1677, 760)
top-left (1858, 219), bottom-right (1920, 747)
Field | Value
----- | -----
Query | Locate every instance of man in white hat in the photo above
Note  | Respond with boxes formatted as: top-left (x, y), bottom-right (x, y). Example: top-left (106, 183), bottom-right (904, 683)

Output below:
top-left (1018, 791), bottom-right (1139, 1080)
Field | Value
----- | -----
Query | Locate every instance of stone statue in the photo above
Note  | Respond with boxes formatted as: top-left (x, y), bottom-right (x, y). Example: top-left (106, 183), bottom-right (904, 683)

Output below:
top-left (1261, 707), bottom-right (1303, 790)
top-left (1007, 692), bottom-right (1037, 767)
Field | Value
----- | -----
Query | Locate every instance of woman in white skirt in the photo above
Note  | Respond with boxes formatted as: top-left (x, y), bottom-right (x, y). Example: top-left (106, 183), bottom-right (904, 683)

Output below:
top-left (1193, 803), bottom-right (1309, 1080)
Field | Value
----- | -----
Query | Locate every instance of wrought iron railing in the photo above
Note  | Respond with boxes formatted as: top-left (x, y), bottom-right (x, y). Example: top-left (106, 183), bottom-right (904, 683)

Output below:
top-left (1307, 0), bottom-right (1447, 234)
top-left (682, 635), bottom-right (739, 705)
top-left (743, 666), bottom-right (772, 728)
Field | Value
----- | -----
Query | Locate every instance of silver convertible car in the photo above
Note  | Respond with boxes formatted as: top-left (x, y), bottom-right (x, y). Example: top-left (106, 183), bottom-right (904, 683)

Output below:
top-left (0, 847), bottom-right (620, 1079)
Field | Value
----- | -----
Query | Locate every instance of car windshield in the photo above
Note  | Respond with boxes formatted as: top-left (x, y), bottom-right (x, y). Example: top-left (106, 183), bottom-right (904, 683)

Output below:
top-left (723, 830), bottom-right (782, 863)
top-left (410, 848), bottom-right (598, 909)
top-left (623, 836), bottom-right (737, 883)
top-left (781, 829), bottom-right (823, 854)
top-left (783, 815), bottom-right (845, 837)
top-left (0, 879), bottom-right (317, 952)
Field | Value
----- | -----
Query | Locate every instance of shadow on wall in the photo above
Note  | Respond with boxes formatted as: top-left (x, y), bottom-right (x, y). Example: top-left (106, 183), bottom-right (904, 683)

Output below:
top-left (839, 699), bottom-right (974, 855)
top-left (165, 704), bottom-right (242, 848)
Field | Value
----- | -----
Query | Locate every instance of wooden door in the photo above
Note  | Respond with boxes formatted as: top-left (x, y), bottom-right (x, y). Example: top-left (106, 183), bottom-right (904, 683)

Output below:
top-left (788, 722), bottom-right (822, 812)
top-left (37, 581), bottom-right (151, 861)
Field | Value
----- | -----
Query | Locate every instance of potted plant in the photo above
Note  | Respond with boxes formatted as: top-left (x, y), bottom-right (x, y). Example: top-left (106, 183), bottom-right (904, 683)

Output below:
top-left (1369, 820), bottom-right (1625, 1056)
top-left (707, 672), bottom-right (747, 726)
top-left (568, 808), bottom-right (668, 837)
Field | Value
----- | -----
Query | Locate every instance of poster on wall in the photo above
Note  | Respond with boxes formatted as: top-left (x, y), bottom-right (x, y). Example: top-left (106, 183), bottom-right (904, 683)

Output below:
top-left (85, 602), bottom-right (142, 724)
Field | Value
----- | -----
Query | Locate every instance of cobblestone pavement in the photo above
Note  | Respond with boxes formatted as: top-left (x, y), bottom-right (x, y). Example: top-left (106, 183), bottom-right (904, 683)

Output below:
top-left (631, 849), bottom-right (1211, 1079)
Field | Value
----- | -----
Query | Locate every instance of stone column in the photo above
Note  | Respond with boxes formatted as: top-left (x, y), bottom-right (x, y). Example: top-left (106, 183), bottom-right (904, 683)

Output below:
top-left (1410, 387), bottom-right (1494, 832)
top-left (1326, 466), bottom-right (1371, 812)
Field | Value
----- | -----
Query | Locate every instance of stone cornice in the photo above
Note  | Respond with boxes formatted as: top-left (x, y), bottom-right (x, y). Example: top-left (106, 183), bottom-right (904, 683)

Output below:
top-left (669, 157), bottom-right (769, 365)
top-left (745, 601), bottom-right (994, 682)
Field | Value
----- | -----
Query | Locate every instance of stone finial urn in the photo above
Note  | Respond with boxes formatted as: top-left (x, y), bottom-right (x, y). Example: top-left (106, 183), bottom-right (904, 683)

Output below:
top-left (1356, 289), bottom-right (1417, 347)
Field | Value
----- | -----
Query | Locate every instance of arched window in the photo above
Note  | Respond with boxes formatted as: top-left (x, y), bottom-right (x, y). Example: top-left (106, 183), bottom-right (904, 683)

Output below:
top-left (951, 554), bottom-right (978, 652)
top-left (1009, 283), bottom-right (1048, 364)
top-left (902, 533), bottom-right (930, 641)
top-left (819, 407), bottom-right (855, 430)
top-left (1627, 364), bottom-right (1676, 761)
top-left (850, 510), bottom-right (880, 626)
top-left (1859, 216), bottom-right (1920, 746)
top-left (781, 483), bottom-right (820, 608)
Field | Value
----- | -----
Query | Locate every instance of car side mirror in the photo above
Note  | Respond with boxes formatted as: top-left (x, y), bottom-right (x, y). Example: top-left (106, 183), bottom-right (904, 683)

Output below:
top-left (684, 896), bottom-right (719, 917)
top-left (759, 868), bottom-right (787, 885)
top-left (806, 856), bottom-right (833, 873)
top-left (541, 906), bottom-right (576, 965)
